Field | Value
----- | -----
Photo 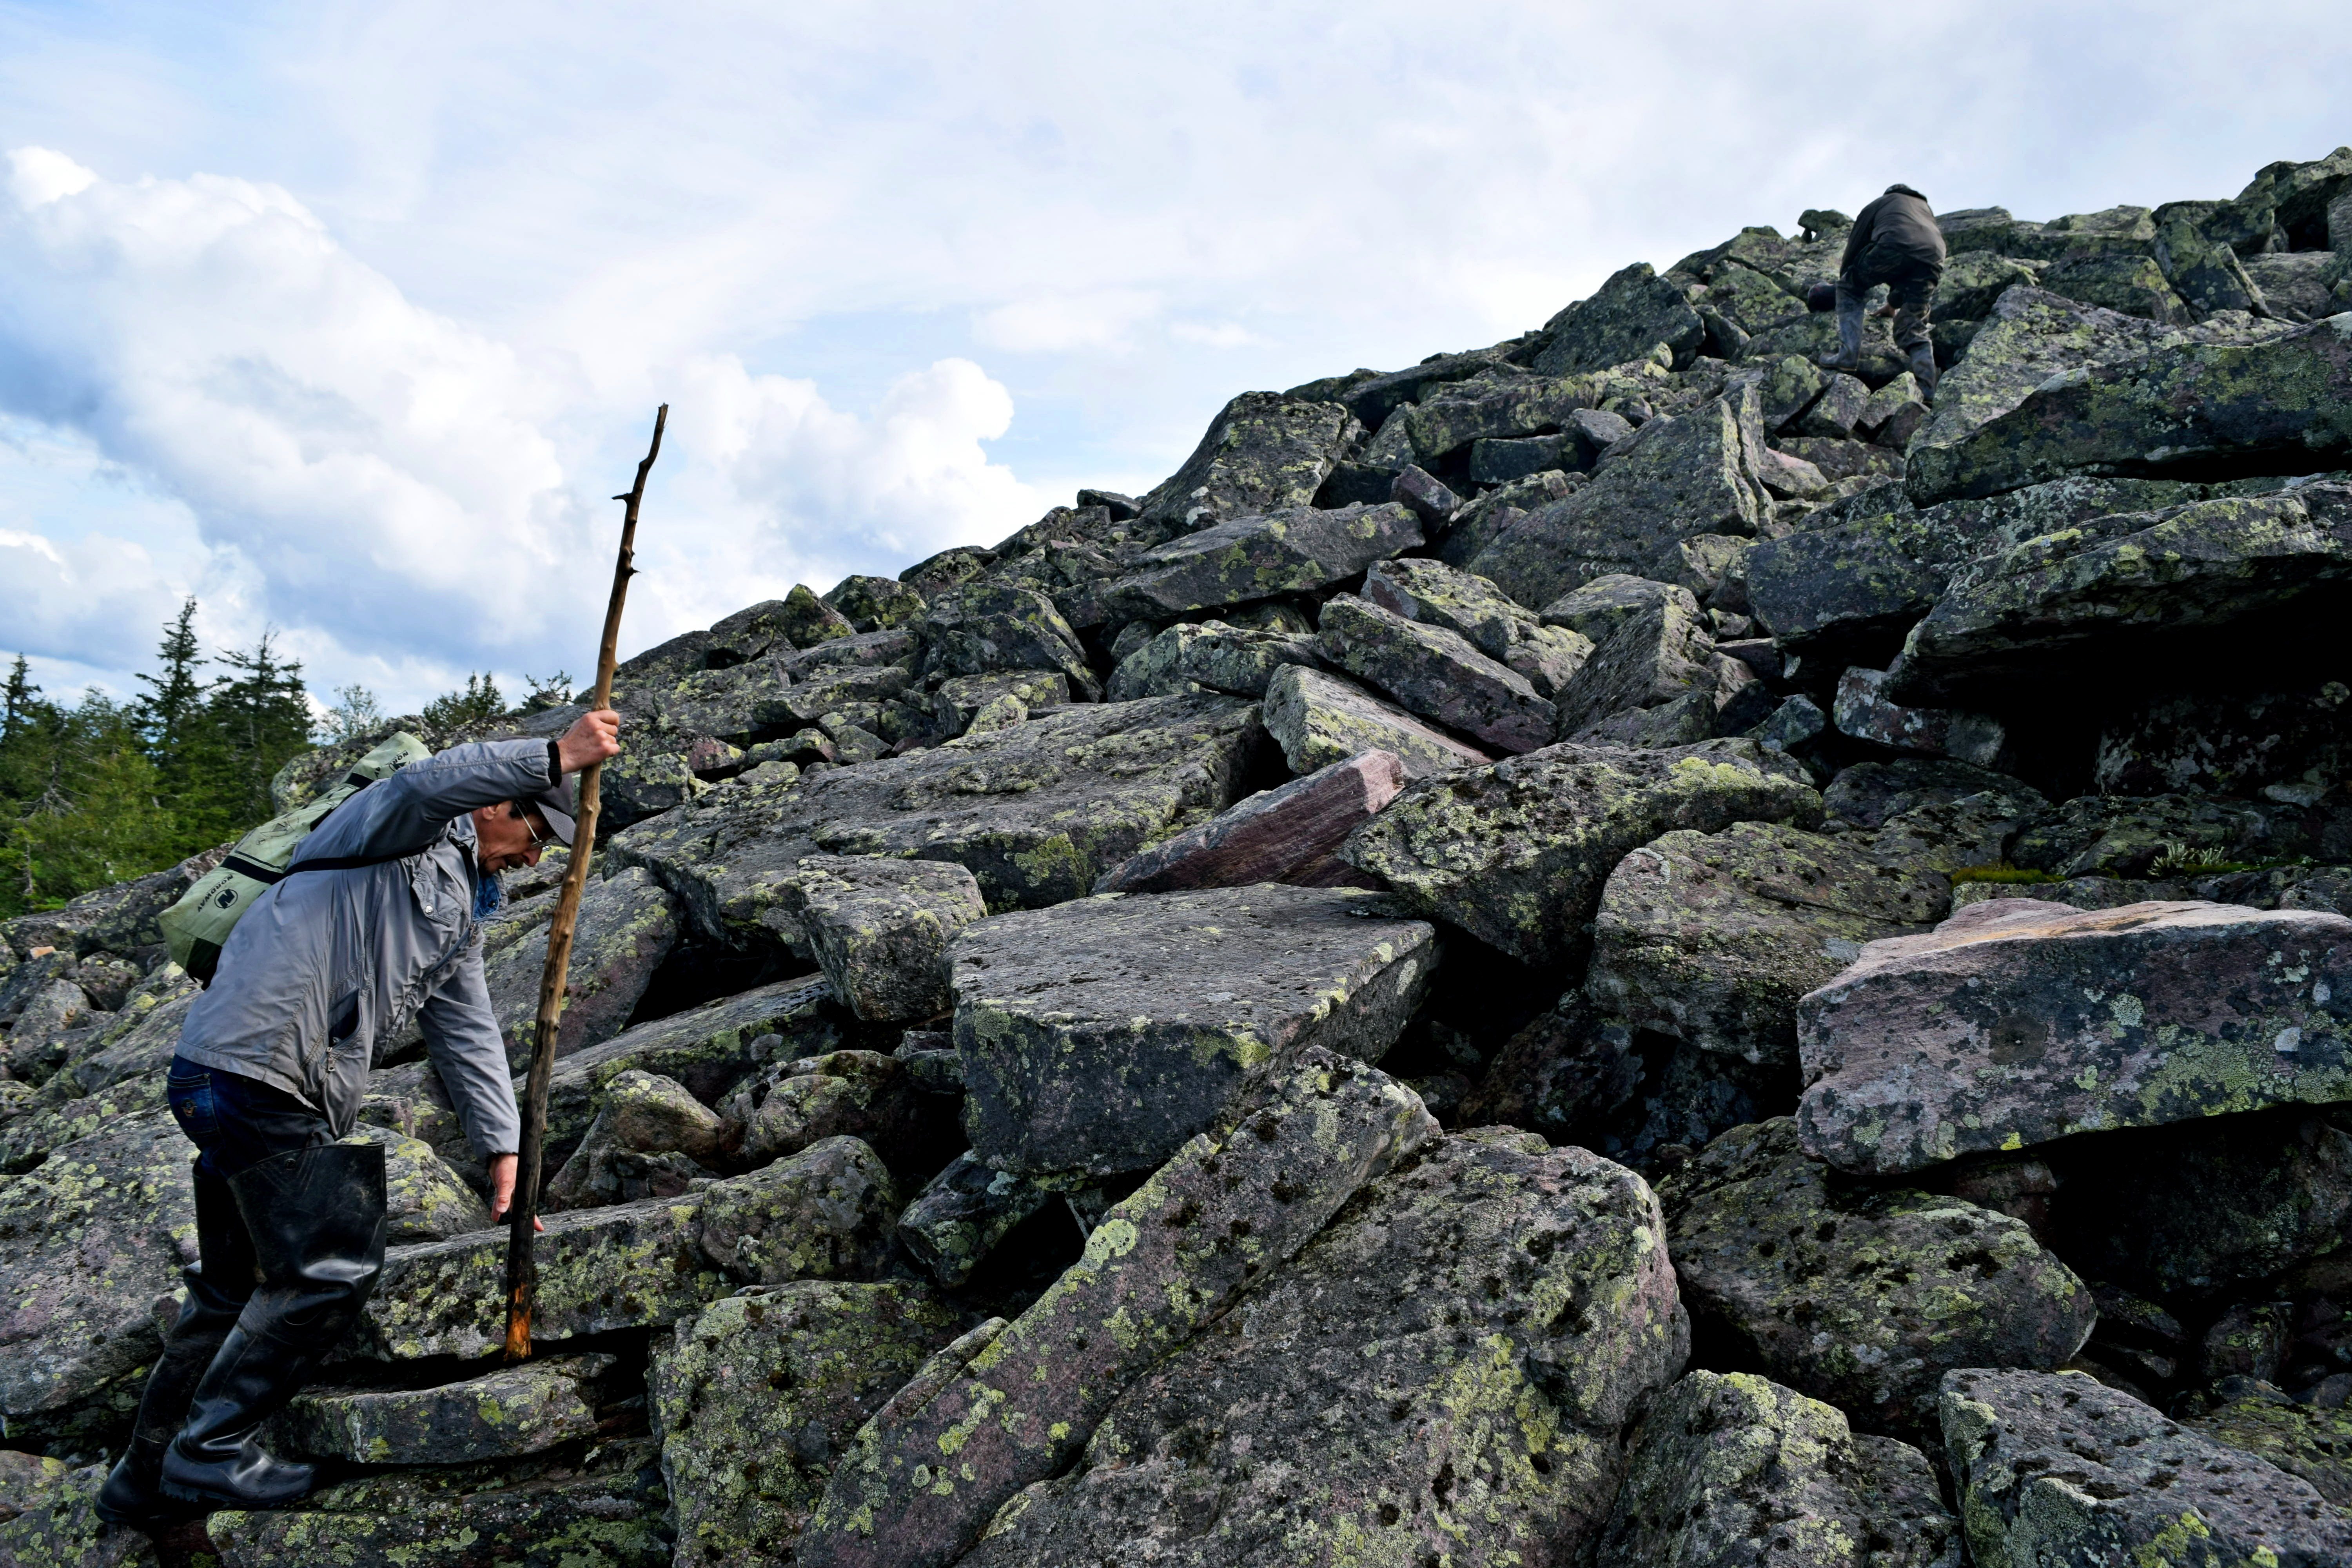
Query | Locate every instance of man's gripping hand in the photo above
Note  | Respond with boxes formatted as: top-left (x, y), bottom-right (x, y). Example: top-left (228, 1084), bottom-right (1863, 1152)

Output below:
top-left (557, 708), bottom-right (623, 775)
top-left (488, 1152), bottom-right (546, 1232)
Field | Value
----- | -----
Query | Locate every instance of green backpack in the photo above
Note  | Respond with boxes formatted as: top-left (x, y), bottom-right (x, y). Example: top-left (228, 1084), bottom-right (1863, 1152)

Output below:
top-left (161, 731), bottom-right (434, 985)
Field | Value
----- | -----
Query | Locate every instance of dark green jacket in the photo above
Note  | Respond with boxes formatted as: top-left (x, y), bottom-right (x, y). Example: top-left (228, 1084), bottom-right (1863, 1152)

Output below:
top-left (1842, 185), bottom-right (1946, 275)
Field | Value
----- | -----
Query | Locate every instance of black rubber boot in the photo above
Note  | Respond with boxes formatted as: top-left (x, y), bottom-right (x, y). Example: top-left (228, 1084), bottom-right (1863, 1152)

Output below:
top-left (158, 1142), bottom-right (387, 1512)
top-left (1818, 292), bottom-right (1865, 372)
top-left (1907, 341), bottom-right (1940, 405)
top-left (95, 1167), bottom-right (259, 1525)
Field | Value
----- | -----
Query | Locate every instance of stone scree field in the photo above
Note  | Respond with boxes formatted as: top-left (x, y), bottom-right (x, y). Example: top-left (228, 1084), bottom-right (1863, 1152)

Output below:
top-left (7, 151), bottom-right (2352, 1568)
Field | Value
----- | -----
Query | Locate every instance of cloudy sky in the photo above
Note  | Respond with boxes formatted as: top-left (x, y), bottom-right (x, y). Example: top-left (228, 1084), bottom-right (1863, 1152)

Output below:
top-left (1, 2), bottom-right (2345, 714)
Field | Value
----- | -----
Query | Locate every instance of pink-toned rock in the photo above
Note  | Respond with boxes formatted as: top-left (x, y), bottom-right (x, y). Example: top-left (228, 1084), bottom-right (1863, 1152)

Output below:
top-left (1797, 898), bottom-right (2352, 1175)
top-left (795, 1050), bottom-right (1436, 1568)
top-left (1093, 750), bottom-right (1408, 894)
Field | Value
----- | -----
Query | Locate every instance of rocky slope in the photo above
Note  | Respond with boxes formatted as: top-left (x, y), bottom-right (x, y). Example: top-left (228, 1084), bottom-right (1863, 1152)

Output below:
top-left (5, 149), bottom-right (2352, 1567)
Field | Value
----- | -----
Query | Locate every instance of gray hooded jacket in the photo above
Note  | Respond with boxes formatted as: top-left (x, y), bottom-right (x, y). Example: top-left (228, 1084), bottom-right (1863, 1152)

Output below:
top-left (174, 738), bottom-right (560, 1158)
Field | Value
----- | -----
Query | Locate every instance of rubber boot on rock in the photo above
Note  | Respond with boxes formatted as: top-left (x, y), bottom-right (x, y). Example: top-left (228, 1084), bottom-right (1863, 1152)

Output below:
top-left (95, 1168), bottom-right (258, 1525)
top-left (1817, 292), bottom-right (1864, 372)
top-left (158, 1142), bottom-right (387, 1512)
top-left (1907, 341), bottom-right (1940, 405)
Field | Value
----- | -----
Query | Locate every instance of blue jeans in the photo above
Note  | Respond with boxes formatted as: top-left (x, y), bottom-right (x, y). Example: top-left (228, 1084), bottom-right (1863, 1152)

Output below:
top-left (167, 1056), bottom-right (332, 1181)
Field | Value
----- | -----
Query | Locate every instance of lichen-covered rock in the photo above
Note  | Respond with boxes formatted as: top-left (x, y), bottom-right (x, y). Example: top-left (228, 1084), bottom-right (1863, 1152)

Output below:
top-left (1134, 391), bottom-right (1360, 536)
top-left (1662, 1119), bottom-right (2094, 1434)
top-left (208, 1435), bottom-right (674, 1568)
top-left (470, 866), bottom-right (680, 1068)
top-left (362, 1191), bottom-right (725, 1360)
top-left (652, 1282), bottom-right (960, 1568)
top-left (919, 582), bottom-right (1098, 700)
top-left (1550, 578), bottom-right (1718, 734)
top-left (0, 1107), bottom-right (192, 1417)
top-left (0, 1457), bottom-right (162, 1567)
top-left (2096, 682), bottom-right (2352, 799)
top-left (1099, 502), bottom-right (1423, 623)
top-left (616, 693), bottom-right (1261, 949)
top-left (1469, 399), bottom-right (1767, 609)
top-left (1261, 663), bottom-right (1490, 780)
top-left (1886, 485), bottom-right (2352, 708)
top-left (538, 977), bottom-right (838, 1157)
top-left (347, 1124), bottom-right (494, 1241)
top-left (824, 573), bottom-right (929, 632)
top-left (1094, 748), bottom-right (1406, 895)
top-left (893, 1152), bottom-right (1056, 1287)
top-left (796, 1050), bottom-right (1435, 1568)
top-left (1589, 820), bottom-right (1948, 1067)
top-left (1831, 667), bottom-right (2010, 769)
top-left (1796, 898), bottom-right (2352, 1174)
top-left (275, 1354), bottom-right (613, 1464)
top-left (953, 884), bottom-right (1437, 1178)
top-left (1401, 372), bottom-right (1606, 465)
top-left (1909, 312), bottom-right (2350, 506)
top-left (2051, 1105), bottom-right (2352, 1296)
top-left (1457, 993), bottom-right (1643, 1143)
top-left (1593, 1370), bottom-right (1961, 1568)
top-left (1903, 284), bottom-right (2281, 477)
top-left (1105, 620), bottom-right (1319, 700)
top-left (958, 1128), bottom-right (1688, 1568)
top-left (1315, 594), bottom-right (1557, 753)
top-left (1360, 557), bottom-right (1594, 699)
top-left (693, 1134), bottom-right (898, 1287)
top-left (1339, 738), bottom-right (1820, 969)
top-left (2185, 1382), bottom-right (2352, 1507)
top-left (930, 669), bottom-right (1069, 733)
top-left (1940, 1368), bottom-right (2352, 1568)
top-left (778, 856), bottom-right (987, 1022)
top-left (544, 1069), bottom-right (730, 1212)
top-left (1525, 260), bottom-right (1707, 376)
top-left (725, 1050), bottom-right (955, 1174)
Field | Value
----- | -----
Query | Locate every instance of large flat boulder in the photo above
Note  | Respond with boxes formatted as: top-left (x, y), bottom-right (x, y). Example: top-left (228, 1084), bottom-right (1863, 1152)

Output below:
top-left (959, 1129), bottom-right (1689, 1568)
top-left (1662, 1119), bottom-right (2094, 1436)
top-left (0, 1107), bottom-right (191, 1418)
top-left (651, 1281), bottom-right (960, 1568)
top-left (1884, 484), bottom-right (2352, 707)
top-left (1593, 1370), bottom-right (1959, 1568)
top-left (1315, 594), bottom-right (1557, 752)
top-left (468, 865), bottom-right (680, 1068)
top-left (207, 1436), bottom-right (674, 1568)
top-left (274, 1354), bottom-right (613, 1465)
top-left (1098, 502), bottom-right (1422, 623)
top-left (1134, 391), bottom-right (1359, 537)
top-left (1339, 739), bottom-right (1820, 969)
top-left (1909, 311), bottom-right (2352, 505)
top-left (954, 884), bottom-right (1437, 1177)
top-left (1360, 557), bottom-right (1594, 699)
top-left (1941, 1368), bottom-right (2352, 1567)
top-left (1548, 578), bottom-right (1719, 735)
top-left (1261, 662), bottom-right (1490, 779)
top-left (615, 693), bottom-right (1262, 949)
top-left (1797, 898), bottom-right (2352, 1175)
top-left (797, 1050), bottom-right (1436, 1568)
top-left (1469, 399), bottom-right (1767, 608)
top-left (1588, 820), bottom-right (1949, 1067)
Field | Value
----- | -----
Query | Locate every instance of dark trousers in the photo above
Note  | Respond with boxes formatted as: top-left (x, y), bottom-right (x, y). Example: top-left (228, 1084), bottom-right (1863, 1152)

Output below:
top-left (167, 1056), bottom-right (332, 1180)
top-left (1838, 246), bottom-right (1942, 352)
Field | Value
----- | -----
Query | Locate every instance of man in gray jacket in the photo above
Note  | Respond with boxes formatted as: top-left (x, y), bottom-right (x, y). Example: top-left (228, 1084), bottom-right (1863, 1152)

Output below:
top-left (1820, 182), bottom-right (1947, 401)
top-left (99, 708), bottom-right (622, 1524)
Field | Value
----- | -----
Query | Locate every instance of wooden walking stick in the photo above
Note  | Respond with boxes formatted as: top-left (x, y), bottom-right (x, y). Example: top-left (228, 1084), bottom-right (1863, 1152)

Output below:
top-left (503, 403), bottom-right (666, 1362)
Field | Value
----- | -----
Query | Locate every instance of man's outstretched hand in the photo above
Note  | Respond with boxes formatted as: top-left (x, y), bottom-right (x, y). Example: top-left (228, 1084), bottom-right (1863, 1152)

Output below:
top-left (557, 708), bottom-right (623, 775)
top-left (488, 1152), bottom-right (545, 1232)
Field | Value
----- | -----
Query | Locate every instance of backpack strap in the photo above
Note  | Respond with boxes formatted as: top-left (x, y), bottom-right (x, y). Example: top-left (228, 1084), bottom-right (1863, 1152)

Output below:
top-left (223, 849), bottom-right (414, 886)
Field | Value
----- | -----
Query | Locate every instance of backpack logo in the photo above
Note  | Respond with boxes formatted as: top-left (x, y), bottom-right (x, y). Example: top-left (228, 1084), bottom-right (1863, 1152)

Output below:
top-left (214, 887), bottom-right (240, 910)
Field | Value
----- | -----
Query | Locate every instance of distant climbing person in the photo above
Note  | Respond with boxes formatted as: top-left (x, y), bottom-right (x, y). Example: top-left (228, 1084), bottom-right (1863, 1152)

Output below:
top-left (1820, 183), bottom-right (1947, 402)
